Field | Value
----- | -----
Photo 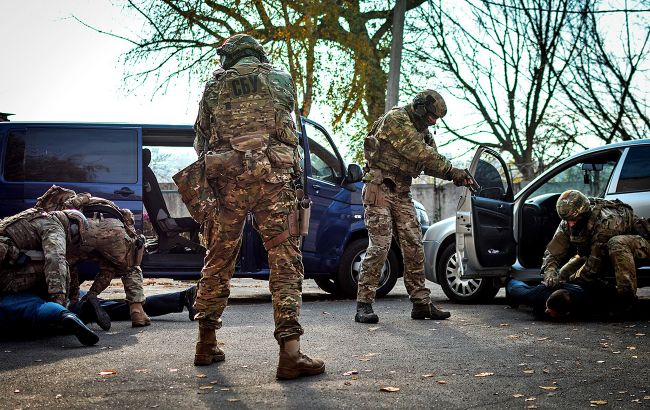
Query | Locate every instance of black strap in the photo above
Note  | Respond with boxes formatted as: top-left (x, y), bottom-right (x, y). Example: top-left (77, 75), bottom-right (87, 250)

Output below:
top-left (82, 204), bottom-right (125, 222)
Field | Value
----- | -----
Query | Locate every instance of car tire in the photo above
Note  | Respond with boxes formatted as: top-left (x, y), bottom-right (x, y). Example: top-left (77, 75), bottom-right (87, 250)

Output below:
top-left (336, 238), bottom-right (399, 299)
top-left (436, 242), bottom-right (500, 303)
top-left (313, 277), bottom-right (340, 295)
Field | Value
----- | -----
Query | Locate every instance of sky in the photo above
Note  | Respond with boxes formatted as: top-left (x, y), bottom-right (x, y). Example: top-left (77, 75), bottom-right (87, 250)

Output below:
top-left (1, 1), bottom-right (205, 124)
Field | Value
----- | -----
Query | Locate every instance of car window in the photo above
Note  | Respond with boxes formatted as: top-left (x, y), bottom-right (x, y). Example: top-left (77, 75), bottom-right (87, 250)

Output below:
top-left (528, 160), bottom-right (617, 199)
top-left (143, 146), bottom-right (197, 183)
top-left (4, 127), bottom-right (137, 183)
top-left (474, 151), bottom-right (509, 200)
top-left (615, 145), bottom-right (650, 194)
top-left (304, 122), bottom-right (342, 183)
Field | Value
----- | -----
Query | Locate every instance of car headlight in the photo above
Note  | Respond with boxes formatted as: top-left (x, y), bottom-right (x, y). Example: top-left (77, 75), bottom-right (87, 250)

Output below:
top-left (416, 206), bottom-right (430, 226)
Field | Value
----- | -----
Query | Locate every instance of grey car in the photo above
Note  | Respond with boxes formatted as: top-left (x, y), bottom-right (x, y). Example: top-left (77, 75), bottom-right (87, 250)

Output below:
top-left (424, 139), bottom-right (650, 303)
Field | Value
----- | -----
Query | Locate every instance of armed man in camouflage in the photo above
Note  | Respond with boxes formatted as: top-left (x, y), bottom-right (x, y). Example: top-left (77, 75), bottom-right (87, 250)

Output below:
top-left (542, 189), bottom-right (650, 311)
top-left (35, 185), bottom-right (148, 328)
top-left (356, 90), bottom-right (474, 324)
top-left (189, 34), bottom-right (324, 379)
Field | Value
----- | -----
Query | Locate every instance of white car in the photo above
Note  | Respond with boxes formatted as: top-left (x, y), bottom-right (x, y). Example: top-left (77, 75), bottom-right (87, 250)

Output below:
top-left (424, 139), bottom-right (650, 303)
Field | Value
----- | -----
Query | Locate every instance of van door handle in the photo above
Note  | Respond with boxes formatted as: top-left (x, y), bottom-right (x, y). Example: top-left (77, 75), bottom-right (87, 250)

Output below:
top-left (114, 187), bottom-right (135, 196)
top-left (312, 184), bottom-right (321, 193)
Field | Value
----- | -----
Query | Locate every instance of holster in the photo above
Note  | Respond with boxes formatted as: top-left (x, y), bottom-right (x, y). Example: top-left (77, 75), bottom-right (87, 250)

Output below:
top-left (294, 187), bottom-right (311, 237)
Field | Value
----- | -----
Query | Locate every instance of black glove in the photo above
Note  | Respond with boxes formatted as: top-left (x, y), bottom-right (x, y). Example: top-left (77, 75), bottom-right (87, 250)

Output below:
top-left (446, 167), bottom-right (470, 187)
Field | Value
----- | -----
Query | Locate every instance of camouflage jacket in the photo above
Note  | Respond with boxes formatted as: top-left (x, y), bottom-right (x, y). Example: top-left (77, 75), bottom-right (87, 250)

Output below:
top-left (542, 198), bottom-right (636, 283)
top-left (364, 105), bottom-right (452, 191)
top-left (0, 209), bottom-right (71, 298)
top-left (193, 56), bottom-right (299, 165)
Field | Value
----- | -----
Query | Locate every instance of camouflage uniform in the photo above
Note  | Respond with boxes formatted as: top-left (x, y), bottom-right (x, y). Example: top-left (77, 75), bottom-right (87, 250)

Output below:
top-left (0, 209), bottom-right (78, 304)
top-left (35, 186), bottom-right (145, 305)
top-left (192, 53), bottom-right (303, 342)
top-left (358, 103), bottom-right (454, 306)
top-left (542, 193), bottom-right (650, 298)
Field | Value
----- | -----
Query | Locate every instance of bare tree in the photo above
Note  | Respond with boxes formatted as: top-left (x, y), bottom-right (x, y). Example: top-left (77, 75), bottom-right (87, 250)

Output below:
top-left (84, 0), bottom-right (427, 140)
top-left (557, 0), bottom-right (650, 143)
top-left (406, 0), bottom-right (590, 180)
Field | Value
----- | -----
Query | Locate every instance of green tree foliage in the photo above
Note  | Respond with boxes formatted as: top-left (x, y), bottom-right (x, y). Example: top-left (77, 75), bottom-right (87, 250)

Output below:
top-left (101, 0), bottom-right (425, 156)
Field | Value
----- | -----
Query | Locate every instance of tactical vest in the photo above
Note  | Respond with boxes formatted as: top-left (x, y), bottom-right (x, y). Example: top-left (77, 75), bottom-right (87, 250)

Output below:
top-left (0, 208), bottom-right (49, 249)
top-left (364, 107), bottom-right (425, 180)
top-left (569, 198), bottom-right (635, 253)
top-left (204, 62), bottom-right (297, 182)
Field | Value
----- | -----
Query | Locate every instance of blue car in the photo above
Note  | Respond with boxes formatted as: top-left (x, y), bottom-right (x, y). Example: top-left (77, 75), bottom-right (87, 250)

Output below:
top-left (0, 118), bottom-right (430, 298)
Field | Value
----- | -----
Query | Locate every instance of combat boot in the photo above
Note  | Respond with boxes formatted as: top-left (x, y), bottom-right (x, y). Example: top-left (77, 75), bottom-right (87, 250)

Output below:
top-left (129, 302), bottom-right (151, 327)
top-left (194, 325), bottom-right (225, 366)
top-left (80, 294), bottom-right (112, 331)
top-left (181, 286), bottom-right (197, 321)
top-left (354, 302), bottom-right (379, 323)
top-left (411, 302), bottom-right (451, 320)
top-left (276, 337), bottom-right (325, 380)
top-left (60, 311), bottom-right (99, 346)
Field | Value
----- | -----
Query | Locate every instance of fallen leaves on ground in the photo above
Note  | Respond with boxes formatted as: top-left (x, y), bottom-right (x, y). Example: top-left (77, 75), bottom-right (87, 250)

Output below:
top-left (523, 369), bottom-right (534, 374)
top-left (422, 374), bottom-right (435, 378)
top-left (596, 361), bottom-right (605, 364)
top-left (525, 397), bottom-right (536, 402)
top-left (55, 394), bottom-right (62, 399)
top-left (626, 346), bottom-right (636, 350)
top-left (98, 370), bottom-right (117, 376)
top-left (344, 381), bottom-right (352, 386)
top-left (499, 323), bottom-right (510, 327)
top-left (513, 394), bottom-right (524, 398)
top-left (343, 370), bottom-right (358, 376)
top-left (635, 333), bottom-right (645, 336)
top-left (539, 386), bottom-right (558, 391)
top-left (368, 327), bottom-right (381, 332)
top-left (168, 368), bottom-right (179, 372)
top-left (14, 389), bottom-right (20, 394)
top-left (589, 400), bottom-right (607, 405)
top-left (507, 335), bottom-right (521, 340)
top-left (196, 374), bottom-right (207, 378)
top-left (380, 387), bottom-right (400, 392)
top-left (226, 398), bottom-right (240, 402)
top-left (474, 372), bottom-right (494, 377)
top-left (536, 337), bottom-right (550, 341)
top-left (436, 380), bottom-right (447, 385)
top-left (199, 386), bottom-right (212, 390)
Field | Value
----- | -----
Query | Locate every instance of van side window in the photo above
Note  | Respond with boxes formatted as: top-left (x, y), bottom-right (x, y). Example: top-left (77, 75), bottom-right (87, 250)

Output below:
top-left (616, 146), bottom-right (650, 193)
top-left (4, 128), bottom-right (137, 183)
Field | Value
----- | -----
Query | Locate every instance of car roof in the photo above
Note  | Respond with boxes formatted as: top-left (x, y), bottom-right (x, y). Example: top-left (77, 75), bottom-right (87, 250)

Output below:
top-left (0, 122), bottom-right (195, 145)
top-left (516, 138), bottom-right (650, 199)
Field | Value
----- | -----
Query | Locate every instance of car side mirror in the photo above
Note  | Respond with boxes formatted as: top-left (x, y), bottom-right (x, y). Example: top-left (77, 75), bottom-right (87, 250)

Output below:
top-left (345, 164), bottom-right (363, 184)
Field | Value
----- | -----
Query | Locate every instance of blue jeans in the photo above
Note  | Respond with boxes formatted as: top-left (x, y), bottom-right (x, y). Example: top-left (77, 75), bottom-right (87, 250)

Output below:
top-left (0, 292), bottom-right (67, 336)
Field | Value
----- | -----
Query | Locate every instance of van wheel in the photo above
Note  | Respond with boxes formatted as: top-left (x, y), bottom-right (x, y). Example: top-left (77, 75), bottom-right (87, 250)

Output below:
top-left (313, 277), bottom-right (339, 295)
top-left (336, 238), bottom-right (399, 299)
top-left (436, 242), bottom-right (499, 303)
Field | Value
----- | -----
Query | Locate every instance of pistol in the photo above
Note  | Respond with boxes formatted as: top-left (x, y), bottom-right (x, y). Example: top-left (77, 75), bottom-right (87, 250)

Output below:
top-left (464, 169), bottom-right (481, 194)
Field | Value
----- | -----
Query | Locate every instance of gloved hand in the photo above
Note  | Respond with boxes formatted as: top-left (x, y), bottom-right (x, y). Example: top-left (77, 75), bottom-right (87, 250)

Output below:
top-left (542, 269), bottom-right (560, 288)
top-left (446, 167), bottom-right (472, 187)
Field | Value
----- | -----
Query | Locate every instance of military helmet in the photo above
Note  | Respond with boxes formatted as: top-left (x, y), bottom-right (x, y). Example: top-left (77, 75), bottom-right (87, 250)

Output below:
top-left (556, 190), bottom-right (591, 220)
top-left (413, 90), bottom-right (447, 123)
top-left (60, 209), bottom-right (89, 244)
top-left (217, 34), bottom-right (268, 68)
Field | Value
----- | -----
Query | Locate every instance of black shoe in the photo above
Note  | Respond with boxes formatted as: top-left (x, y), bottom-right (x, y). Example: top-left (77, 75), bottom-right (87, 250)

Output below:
top-left (355, 302), bottom-right (379, 324)
top-left (80, 294), bottom-right (111, 331)
top-left (61, 312), bottom-right (99, 346)
top-left (181, 286), bottom-right (198, 321)
top-left (411, 303), bottom-right (451, 320)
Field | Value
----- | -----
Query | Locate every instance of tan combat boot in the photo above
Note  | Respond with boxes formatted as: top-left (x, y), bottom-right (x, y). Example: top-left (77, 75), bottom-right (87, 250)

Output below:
top-left (276, 337), bottom-right (325, 380)
top-left (129, 302), bottom-right (151, 327)
top-left (194, 325), bottom-right (225, 366)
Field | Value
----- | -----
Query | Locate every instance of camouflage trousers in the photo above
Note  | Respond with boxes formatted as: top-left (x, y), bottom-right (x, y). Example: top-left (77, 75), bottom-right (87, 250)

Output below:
top-left (357, 182), bottom-right (430, 305)
top-left (69, 218), bottom-right (145, 304)
top-left (195, 177), bottom-right (304, 342)
top-left (0, 262), bottom-right (50, 297)
top-left (607, 235), bottom-right (650, 296)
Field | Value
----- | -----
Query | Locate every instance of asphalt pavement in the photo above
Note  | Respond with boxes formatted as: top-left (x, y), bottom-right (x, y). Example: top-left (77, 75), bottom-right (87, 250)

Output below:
top-left (1, 280), bottom-right (649, 409)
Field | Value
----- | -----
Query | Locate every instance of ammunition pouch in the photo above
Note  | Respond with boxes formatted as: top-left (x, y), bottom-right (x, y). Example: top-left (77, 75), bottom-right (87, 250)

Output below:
top-left (172, 159), bottom-right (219, 224)
top-left (362, 183), bottom-right (389, 207)
top-left (267, 144), bottom-right (298, 171)
top-left (205, 150), bottom-right (243, 179)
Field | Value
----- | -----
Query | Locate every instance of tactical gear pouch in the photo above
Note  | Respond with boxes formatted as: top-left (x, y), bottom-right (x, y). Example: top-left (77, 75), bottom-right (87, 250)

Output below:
top-left (275, 114), bottom-right (299, 146)
top-left (299, 198), bottom-right (311, 236)
top-left (634, 217), bottom-right (650, 240)
top-left (173, 159), bottom-right (219, 224)
top-left (205, 150), bottom-right (243, 179)
top-left (362, 183), bottom-right (388, 207)
top-left (267, 144), bottom-right (296, 169)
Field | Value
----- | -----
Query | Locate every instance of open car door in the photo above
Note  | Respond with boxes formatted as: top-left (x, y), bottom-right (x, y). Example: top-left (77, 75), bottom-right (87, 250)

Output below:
top-left (455, 146), bottom-right (516, 278)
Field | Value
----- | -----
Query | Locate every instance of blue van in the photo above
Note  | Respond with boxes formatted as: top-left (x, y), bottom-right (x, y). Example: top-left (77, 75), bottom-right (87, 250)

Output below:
top-left (0, 118), bottom-right (430, 298)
